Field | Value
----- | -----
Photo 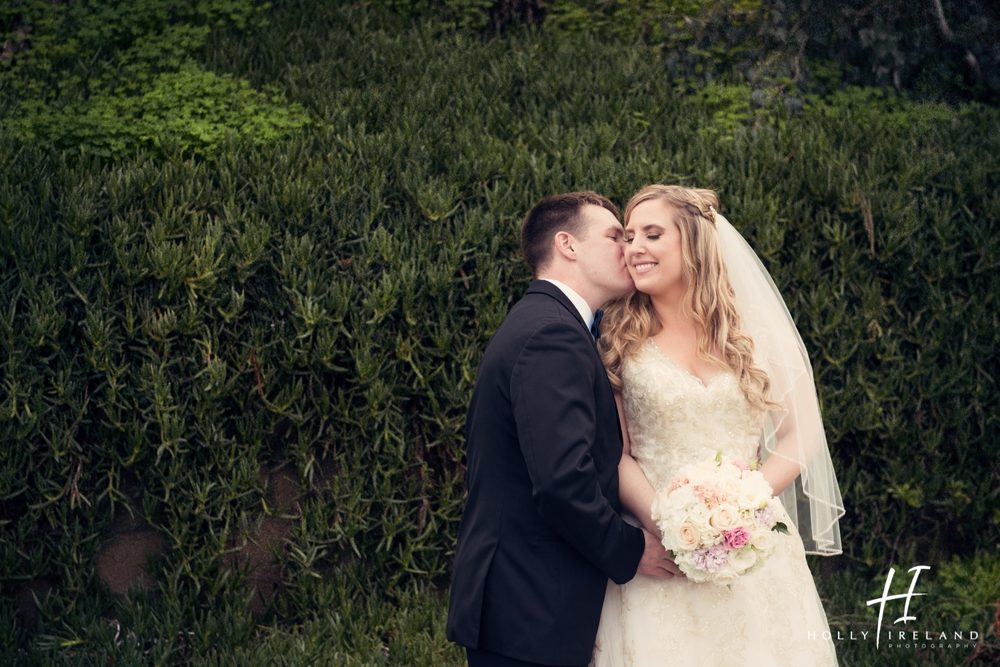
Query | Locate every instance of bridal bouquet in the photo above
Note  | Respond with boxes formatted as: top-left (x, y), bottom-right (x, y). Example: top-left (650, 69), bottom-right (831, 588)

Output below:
top-left (650, 452), bottom-right (788, 585)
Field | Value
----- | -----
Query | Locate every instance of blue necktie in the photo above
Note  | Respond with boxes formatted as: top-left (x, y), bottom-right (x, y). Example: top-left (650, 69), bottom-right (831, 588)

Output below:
top-left (590, 309), bottom-right (604, 339)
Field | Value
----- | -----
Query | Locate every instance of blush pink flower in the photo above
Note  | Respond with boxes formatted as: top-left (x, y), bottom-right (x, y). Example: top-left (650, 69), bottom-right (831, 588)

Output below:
top-left (669, 476), bottom-right (690, 492)
top-left (723, 526), bottom-right (751, 550)
top-left (693, 484), bottom-right (725, 508)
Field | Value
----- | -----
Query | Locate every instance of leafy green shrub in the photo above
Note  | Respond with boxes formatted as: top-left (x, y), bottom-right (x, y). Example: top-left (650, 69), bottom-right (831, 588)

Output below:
top-left (0, 0), bottom-right (308, 156)
top-left (9, 64), bottom-right (309, 157)
top-left (382, 0), bottom-right (496, 31)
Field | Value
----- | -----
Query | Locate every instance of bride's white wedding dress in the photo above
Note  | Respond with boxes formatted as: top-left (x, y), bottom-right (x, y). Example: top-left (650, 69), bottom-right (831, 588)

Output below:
top-left (592, 340), bottom-right (838, 666)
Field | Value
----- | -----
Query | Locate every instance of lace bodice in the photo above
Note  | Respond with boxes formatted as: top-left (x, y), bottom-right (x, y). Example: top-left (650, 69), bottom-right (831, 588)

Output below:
top-left (622, 340), bottom-right (766, 491)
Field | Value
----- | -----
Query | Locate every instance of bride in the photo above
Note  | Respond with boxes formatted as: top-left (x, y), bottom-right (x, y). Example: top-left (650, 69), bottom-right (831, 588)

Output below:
top-left (592, 185), bottom-right (845, 666)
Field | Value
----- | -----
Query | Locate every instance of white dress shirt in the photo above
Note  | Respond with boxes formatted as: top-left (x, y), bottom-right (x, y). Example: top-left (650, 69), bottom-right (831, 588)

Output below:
top-left (541, 278), bottom-right (595, 331)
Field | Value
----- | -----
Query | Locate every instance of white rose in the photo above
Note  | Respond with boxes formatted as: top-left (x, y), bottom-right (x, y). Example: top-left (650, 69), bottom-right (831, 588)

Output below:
top-left (673, 486), bottom-right (698, 506)
top-left (708, 503), bottom-right (740, 531)
top-left (713, 568), bottom-right (739, 585)
top-left (751, 529), bottom-right (775, 554)
top-left (718, 478), bottom-right (740, 497)
top-left (687, 503), bottom-right (710, 528)
top-left (744, 495), bottom-right (770, 513)
top-left (674, 522), bottom-right (700, 550)
top-left (740, 475), bottom-right (765, 496)
top-left (730, 546), bottom-right (758, 574)
top-left (721, 464), bottom-right (742, 482)
top-left (695, 523), bottom-right (722, 547)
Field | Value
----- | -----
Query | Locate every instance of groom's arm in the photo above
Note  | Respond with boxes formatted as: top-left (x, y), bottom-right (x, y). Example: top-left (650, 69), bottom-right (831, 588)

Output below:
top-left (614, 392), bottom-right (661, 537)
top-left (511, 321), bottom-right (644, 584)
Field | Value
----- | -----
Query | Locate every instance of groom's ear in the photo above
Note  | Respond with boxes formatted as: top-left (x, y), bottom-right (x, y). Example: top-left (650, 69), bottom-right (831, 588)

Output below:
top-left (553, 230), bottom-right (576, 260)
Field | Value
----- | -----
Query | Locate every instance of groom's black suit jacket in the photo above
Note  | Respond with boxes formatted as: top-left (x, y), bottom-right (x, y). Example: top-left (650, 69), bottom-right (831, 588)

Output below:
top-left (447, 280), bottom-right (645, 666)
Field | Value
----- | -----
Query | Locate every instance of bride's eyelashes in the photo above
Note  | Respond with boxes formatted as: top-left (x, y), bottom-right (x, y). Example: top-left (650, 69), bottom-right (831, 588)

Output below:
top-left (624, 233), bottom-right (660, 244)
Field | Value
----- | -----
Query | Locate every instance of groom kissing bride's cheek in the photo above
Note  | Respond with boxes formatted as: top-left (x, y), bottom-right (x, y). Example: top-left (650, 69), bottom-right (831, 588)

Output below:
top-left (447, 188), bottom-right (844, 667)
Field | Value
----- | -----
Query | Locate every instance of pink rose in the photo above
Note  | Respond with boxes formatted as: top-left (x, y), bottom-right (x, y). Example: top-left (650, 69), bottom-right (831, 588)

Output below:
top-left (723, 526), bottom-right (751, 550)
top-left (731, 459), bottom-right (749, 471)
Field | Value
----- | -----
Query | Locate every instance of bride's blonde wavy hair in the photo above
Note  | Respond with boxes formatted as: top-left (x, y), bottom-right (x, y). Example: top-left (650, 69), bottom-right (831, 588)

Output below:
top-left (599, 184), bottom-right (778, 412)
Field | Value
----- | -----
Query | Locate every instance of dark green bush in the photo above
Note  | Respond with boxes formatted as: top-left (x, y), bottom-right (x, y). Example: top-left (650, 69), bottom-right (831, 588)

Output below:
top-left (1, 1), bottom-right (998, 663)
top-left (0, 0), bottom-right (308, 156)
top-left (381, 0), bottom-right (1000, 103)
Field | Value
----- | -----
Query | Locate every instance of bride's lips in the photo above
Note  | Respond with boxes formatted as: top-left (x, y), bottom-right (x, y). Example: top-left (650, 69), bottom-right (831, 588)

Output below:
top-left (632, 262), bottom-right (658, 274)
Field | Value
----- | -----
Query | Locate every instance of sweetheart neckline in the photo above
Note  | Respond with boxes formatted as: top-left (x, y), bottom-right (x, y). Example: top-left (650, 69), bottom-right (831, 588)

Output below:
top-left (642, 339), bottom-right (732, 389)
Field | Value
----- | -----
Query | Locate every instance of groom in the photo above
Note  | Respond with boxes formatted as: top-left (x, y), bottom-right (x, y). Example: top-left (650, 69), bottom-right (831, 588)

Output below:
top-left (447, 192), bottom-right (674, 667)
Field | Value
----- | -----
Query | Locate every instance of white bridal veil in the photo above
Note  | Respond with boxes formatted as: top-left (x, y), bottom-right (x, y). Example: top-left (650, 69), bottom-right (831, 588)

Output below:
top-left (714, 211), bottom-right (845, 555)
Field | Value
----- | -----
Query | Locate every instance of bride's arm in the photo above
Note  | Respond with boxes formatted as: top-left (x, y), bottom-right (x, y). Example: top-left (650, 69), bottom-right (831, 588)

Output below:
top-left (615, 392), bottom-right (661, 538)
top-left (759, 410), bottom-right (802, 496)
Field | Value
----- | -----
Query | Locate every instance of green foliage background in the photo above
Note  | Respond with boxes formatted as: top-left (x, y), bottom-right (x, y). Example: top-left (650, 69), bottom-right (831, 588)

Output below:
top-left (0, 0), bottom-right (309, 156)
top-left (1, 1), bottom-right (998, 664)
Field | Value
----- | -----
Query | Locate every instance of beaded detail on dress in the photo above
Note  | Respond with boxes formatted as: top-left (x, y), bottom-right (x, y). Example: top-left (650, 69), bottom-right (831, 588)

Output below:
top-left (622, 339), bottom-right (765, 489)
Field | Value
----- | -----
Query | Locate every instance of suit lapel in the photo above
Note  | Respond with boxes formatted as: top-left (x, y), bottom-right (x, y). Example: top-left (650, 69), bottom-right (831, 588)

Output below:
top-left (525, 279), bottom-right (593, 340)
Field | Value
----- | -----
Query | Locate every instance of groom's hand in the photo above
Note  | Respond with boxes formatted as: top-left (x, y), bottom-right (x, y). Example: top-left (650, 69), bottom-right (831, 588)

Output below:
top-left (637, 529), bottom-right (682, 579)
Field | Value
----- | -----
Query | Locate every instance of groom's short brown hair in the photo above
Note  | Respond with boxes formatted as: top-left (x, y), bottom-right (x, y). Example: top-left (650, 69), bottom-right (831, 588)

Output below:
top-left (520, 191), bottom-right (619, 276)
